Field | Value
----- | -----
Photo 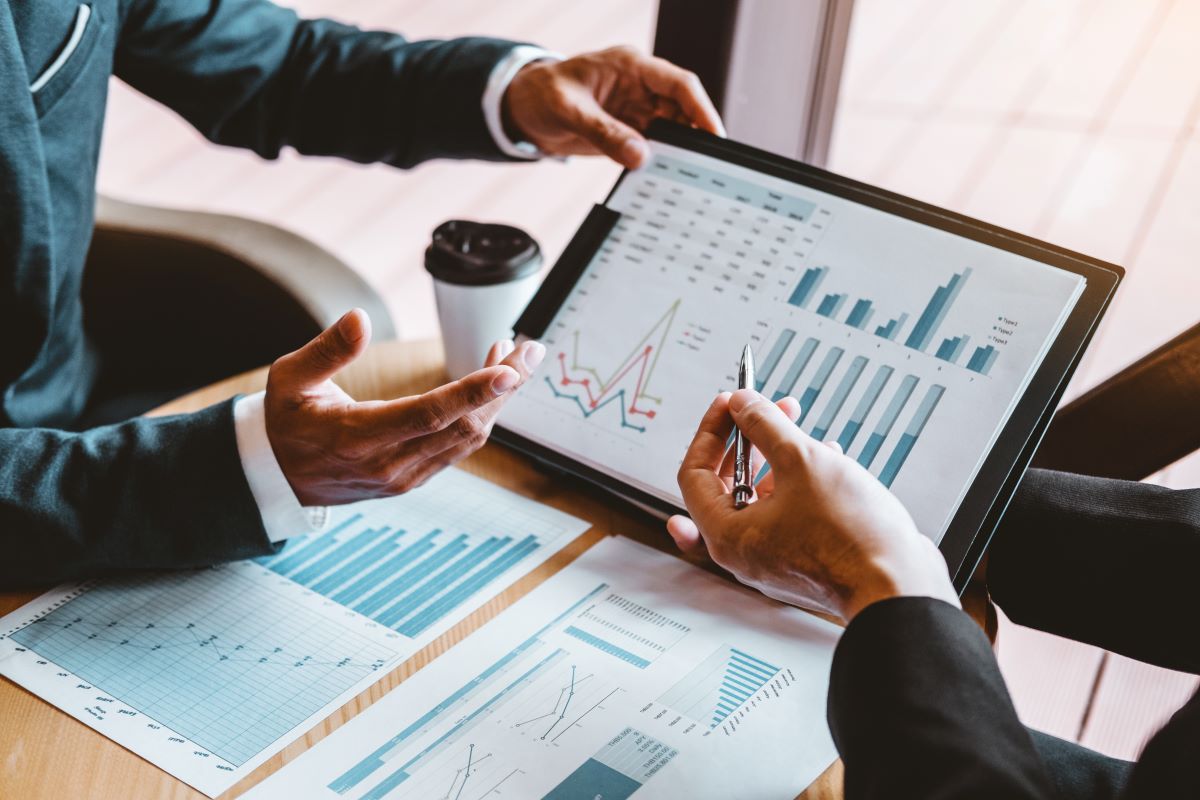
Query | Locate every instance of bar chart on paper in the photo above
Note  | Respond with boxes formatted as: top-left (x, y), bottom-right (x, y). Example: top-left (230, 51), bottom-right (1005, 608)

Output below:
top-left (256, 469), bottom-right (588, 640)
top-left (0, 468), bottom-right (588, 797)
top-left (659, 645), bottom-right (782, 730)
top-left (0, 559), bottom-right (403, 797)
top-left (245, 537), bottom-right (844, 800)
top-left (322, 580), bottom-right (693, 800)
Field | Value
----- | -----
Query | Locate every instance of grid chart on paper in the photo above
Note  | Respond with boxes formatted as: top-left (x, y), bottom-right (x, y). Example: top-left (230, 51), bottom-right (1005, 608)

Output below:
top-left (9, 568), bottom-right (395, 766)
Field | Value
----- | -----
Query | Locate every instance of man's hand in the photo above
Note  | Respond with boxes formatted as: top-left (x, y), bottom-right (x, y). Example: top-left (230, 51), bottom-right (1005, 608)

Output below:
top-left (264, 308), bottom-right (543, 507)
top-left (502, 46), bottom-right (725, 169)
top-left (667, 390), bottom-right (959, 623)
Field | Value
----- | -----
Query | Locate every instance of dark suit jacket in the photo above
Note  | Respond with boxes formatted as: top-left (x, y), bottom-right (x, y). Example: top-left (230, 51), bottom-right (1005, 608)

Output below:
top-left (828, 469), bottom-right (1200, 799)
top-left (0, 0), bottom-right (521, 587)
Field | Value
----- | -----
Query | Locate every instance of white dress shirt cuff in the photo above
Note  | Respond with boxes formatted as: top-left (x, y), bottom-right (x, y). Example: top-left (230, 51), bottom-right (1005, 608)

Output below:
top-left (233, 391), bottom-right (329, 542)
top-left (482, 45), bottom-right (564, 159)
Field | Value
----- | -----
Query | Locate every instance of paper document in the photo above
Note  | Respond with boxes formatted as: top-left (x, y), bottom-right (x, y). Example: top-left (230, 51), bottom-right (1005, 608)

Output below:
top-left (244, 536), bottom-right (842, 800)
top-left (0, 468), bottom-right (589, 797)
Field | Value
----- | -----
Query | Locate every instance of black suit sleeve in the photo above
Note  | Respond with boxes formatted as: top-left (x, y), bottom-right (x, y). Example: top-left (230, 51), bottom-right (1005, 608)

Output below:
top-left (828, 596), bottom-right (1199, 800)
top-left (0, 400), bottom-right (280, 589)
top-left (989, 469), bottom-right (1200, 673)
top-left (1124, 692), bottom-right (1200, 797)
top-left (828, 597), bottom-right (1056, 800)
top-left (113, 0), bottom-right (522, 167)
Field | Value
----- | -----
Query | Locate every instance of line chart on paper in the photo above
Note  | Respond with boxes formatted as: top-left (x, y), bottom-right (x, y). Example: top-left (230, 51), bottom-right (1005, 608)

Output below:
top-left (0, 468), bottom-right (590, 798)
top-left (7, 568), bottom-right (394, 768)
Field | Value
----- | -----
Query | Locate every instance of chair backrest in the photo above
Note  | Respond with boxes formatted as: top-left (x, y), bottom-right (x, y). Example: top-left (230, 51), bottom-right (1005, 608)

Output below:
top-left (1033, 322), bottom-right (1200, 480)
top-left (84, 195), bottom-right (397, 393)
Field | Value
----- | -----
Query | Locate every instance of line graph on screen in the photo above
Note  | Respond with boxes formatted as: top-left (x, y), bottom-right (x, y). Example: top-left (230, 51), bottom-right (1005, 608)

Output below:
top-left (543, 300), bottom-right (680, 433)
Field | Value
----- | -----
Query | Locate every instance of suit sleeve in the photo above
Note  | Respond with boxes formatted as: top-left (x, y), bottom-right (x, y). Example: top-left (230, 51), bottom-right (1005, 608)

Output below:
top-left (828, 597), bottom-right (1056, 800)
top-left (113, 0), bottom-right (522, 167)
top-left (988, 469), bottom-right (1200, 674)
top-left (1124, 690), bottom-right (1200, 798)
top-left (0, 400), bottom-right (280, 589)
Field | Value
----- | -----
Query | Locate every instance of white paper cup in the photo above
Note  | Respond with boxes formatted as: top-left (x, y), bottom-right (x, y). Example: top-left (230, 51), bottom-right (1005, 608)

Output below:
top-left (426, 221), bottom-right (543, 379)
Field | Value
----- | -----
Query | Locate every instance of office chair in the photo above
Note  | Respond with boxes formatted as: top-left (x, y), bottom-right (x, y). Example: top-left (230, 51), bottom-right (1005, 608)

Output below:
top-left (1033, 324), bottom-right (1200, 480)
top-left (82, 194), bottom-right (397, 413)
top-left (962, 321), bottom-right (1200, 637)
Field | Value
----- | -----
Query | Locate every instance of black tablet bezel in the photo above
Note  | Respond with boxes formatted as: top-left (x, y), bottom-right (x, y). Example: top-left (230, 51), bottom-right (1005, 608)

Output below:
top-left (497, 120), bottom-right (1122, 592)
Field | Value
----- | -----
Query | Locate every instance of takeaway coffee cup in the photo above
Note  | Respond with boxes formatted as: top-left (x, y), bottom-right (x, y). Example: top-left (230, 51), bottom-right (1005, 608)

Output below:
top-left (426, 220), bottom-right (543, 379)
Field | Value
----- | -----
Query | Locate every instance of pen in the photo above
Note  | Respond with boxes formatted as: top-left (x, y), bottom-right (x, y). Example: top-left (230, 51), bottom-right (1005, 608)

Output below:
top-left (733, 344), bottom-right (755, 508)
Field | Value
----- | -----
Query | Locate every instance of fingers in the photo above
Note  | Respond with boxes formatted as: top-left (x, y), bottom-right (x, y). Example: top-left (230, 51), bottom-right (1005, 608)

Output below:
top-left (270, 309), bottom-right (371, 394)
top-left (367, 341), bottom-right (528, 488)
top-left (677, 393), bottom-right (735, 522)
top-left (718, 396), bottom-right (799, 481)
top-left (666, 515), bottom-right (705, 554)
top-left (571, 93), bottom-right (650, 168)
top-left (777, 395), bottom-right (802, 422)
top-left (417, 367), bottom-right (520, 430)
top-left (354, 341), bottom-right (545, 438)
top-left (754, 398), bottom-right (802, 497)
top-left (727, 389), bottom-right (816, 475)
top-left (639, 57), bottom-right (726, 136)
top-left (387, 430), bottom-right (488, 494)
top-left (484, 339), bottom-right (516, 368)
top-left (501, 339), bottom-right (546, 383)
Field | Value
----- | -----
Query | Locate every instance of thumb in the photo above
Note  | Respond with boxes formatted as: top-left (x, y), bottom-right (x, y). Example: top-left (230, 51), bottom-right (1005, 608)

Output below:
top-left (666, 515), bottom-right (705, 555)
top-left (728, 389), bottom-right (815, 474)
top-left (271, 308), bottom-right (371, 393)
top-left (572, 96), bottom-right (649, 168)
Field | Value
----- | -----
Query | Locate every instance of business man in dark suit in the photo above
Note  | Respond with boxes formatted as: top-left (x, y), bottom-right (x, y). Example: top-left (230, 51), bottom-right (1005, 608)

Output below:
top-left (669, 389), bottom-right (1200, 798)
top-left (0, 1), bottom-right (722, 588)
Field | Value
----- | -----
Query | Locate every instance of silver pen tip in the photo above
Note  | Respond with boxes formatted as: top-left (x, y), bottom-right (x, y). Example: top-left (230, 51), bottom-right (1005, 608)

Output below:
top-left (738, 345), bottom-right (755, 389)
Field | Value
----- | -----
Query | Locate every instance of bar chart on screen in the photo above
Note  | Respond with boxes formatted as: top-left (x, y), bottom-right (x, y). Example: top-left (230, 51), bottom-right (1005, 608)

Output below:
top-left (501, 137), bottom-right (1087, 541)
top-left (747, 323), bottom-right (947, 489)
top-left (786, 264), bottom-right (1008, 375)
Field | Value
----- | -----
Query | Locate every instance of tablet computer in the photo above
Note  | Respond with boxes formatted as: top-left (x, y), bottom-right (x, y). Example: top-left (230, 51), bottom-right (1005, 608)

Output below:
top-left (495, 121), bottom-right (1122, 590)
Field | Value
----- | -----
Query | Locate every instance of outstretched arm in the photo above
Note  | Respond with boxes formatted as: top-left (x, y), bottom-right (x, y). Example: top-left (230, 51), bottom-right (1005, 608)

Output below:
top-left (114, 1), bottom-right (722, 169)
top-left (114, 0), bottom-right (521, 166)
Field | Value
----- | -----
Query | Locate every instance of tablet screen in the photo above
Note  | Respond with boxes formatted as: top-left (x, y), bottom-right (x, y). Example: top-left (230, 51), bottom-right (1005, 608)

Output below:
top-left (499, 139), bottom-right (1087, 543)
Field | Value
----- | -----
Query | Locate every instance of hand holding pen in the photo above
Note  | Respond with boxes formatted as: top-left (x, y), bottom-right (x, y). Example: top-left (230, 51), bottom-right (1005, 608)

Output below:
top-left (733, 345), bottom-right (756, 508)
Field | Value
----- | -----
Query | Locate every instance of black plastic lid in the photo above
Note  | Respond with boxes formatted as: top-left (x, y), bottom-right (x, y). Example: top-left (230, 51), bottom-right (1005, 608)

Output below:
top-left (424, 220), bottom-right (542, 286)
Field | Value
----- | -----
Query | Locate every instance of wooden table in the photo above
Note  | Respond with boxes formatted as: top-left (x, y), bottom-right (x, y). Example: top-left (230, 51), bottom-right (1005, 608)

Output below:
top-left (0, 339), bottom-right (844, 799)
